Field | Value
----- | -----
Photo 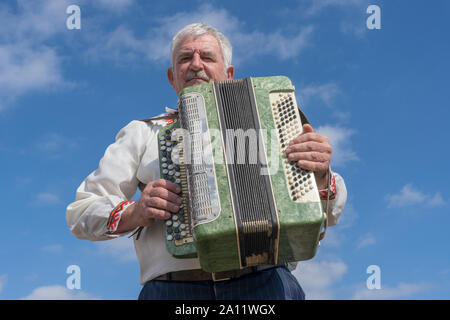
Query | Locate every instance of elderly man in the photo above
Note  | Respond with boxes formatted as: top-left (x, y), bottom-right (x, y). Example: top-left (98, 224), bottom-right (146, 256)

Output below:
top-left (66, 23), bottom-right (347, 300)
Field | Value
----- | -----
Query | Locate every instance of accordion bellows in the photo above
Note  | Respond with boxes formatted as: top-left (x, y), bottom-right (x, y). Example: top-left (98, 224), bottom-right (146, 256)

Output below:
top-left (159, 76), bottom-right (324, 272)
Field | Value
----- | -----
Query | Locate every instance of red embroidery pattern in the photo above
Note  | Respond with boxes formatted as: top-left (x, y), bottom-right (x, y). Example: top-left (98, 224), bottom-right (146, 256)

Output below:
top-left (107, 201), bottom-right (134, 232)
top-left (165, 117), bottom-right (179, 126)
top-left (319, 174), bottom-right (336, 200)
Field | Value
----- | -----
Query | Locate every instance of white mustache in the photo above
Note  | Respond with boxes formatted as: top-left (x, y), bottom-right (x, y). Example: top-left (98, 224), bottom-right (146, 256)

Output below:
top-left (185, 70), bottom-right (209, 82)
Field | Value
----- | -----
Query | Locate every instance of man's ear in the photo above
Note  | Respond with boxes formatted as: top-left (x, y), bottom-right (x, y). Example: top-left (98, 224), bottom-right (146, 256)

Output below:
top-left (226, 65), bottom-right (235, 80)
top-left (167, 67), bottom-right (175, 89)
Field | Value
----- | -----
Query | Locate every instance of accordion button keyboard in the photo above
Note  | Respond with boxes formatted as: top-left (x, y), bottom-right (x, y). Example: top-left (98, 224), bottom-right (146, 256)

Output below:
top-left (159, 124), bottom-right (195, 247)
top-left (269, 91), bottom-right (321, 203)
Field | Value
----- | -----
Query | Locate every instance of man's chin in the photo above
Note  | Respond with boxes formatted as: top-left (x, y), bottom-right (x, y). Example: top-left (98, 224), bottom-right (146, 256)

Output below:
top-left (185, 78), bottom-right (208, 87)
top-left (176, 79), bottom-right (210, 94)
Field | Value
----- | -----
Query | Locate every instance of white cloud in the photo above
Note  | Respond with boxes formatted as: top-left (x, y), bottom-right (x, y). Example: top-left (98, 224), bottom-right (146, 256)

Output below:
top-left (356, 233), bottom-right (376, 250)
top-left (352, 282), bottom-right (432, 300)
top-left (320, 228), bottom-right (344, 248)
top-left (316, 125), bottom-right (358, 167)
top-left (37, 133), bottom-right (67, 151)
top-left (0, 0), bottom-right (71, 110)
top-left (33, 192), bottom-right (61, 206)
top-left (292, 260), bottom-right (347, 299)
top-left (0, 44), bottom-right (65, 110)
top-left (340, 20), bottom-right (367, 38)
top-left (278, 0), bottom-right (370, 40)
top-left (306, 0), bottom-right (368, 16)
top-left (35, 133), bottom-right (79, 155)
top-left (0, 274), bottom-right (7, 294)
top-left (14, 177), bottom-right (32, 188)
top-left (318, 202), bottom-right (358, 248)
top-left (96, 237), bottom-right (137, 262)
top-left (428, 192), bottom-right (446, 207)
top-left (229, 26), bottom-right (314, 63)
top-left (93, 0), bottom-right (135, 11)
top-left (336, 201), bottom-right (358, 229)
top-left (90, 4), bottom-right (314, 66)
top-left (21, 285), bottom-right (99, 300)
top-left (297, 83), bottom-right (340, 107)
top-left (0, 0), bottom-right (71, 42)
top-left (386, 184), bottom-right (446, 208)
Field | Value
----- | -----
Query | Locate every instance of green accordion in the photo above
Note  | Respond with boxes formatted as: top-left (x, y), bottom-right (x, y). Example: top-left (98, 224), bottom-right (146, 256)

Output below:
top-left (159, 76), bottom-right (325, 272)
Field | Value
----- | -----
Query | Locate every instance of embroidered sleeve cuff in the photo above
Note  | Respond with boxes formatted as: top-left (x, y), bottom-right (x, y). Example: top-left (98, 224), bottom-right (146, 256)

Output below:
top-left (106, 200), bottom-right (135, 233)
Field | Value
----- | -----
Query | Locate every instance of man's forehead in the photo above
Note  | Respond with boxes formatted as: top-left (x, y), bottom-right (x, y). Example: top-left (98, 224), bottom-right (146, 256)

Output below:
top-left (174, 34), bottom-right (221, 55)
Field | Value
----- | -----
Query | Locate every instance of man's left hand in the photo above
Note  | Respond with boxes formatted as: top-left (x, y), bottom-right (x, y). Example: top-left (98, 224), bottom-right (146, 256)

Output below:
top-left (285, 123), bottom-right (332, 190)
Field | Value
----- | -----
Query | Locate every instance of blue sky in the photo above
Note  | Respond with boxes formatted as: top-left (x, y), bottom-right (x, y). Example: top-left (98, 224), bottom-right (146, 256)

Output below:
top-left (0, 0), bottom-right (449, 300)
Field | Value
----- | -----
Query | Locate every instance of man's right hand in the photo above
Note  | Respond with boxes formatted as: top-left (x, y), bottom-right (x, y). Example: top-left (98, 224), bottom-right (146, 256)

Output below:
top-left (113, 179), bottom-right (182, 234)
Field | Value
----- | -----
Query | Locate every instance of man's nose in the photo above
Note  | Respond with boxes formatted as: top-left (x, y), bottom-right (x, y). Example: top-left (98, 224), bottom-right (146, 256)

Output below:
top-left (189, 53), bottom-right (203, 71)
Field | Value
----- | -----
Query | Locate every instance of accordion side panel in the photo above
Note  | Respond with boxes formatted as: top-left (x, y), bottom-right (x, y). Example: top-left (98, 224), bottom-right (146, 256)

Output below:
top-left (251, 76), bottom-right (324, 263)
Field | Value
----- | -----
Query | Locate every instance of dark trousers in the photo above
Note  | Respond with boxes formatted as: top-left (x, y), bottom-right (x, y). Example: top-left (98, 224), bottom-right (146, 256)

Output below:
top-left (138, 266), bottom-right (305, 300)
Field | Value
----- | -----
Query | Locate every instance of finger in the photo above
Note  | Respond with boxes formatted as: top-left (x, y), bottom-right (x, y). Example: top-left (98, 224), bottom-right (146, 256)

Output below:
top-left (149, 187), bottom-right (183, 206)
top-left (296, 160), bottom-right (329, 172)
top-left (285, 141), bottom-right (332, 154)
top-left (288, 132), bottom-right (328, 146)
top-left (302, 123), bottom-right (315, 133)
top-left (144, 207), bottom-right (171, 220)
top-left (151, 179), bottom-right (181, 194)
top-left (146, 197), bottom-right (180, 213)
top-left (287, 152), bottom-right (330, 163)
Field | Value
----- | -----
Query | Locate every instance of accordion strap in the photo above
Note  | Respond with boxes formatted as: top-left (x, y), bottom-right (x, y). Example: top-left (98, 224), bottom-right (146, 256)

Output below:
top-left (140, 113), bottom-right (179, 123)
top-left (318, 167), bottom-right (332, 243)
top-left (298, 108), bottom-right (311, 126)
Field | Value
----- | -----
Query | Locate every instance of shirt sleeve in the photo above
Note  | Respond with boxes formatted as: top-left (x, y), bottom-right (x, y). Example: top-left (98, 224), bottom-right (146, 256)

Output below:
top-left (321, 171), bottom-right (347, 227)
top-left (66, 120), bottom-right (151, 241)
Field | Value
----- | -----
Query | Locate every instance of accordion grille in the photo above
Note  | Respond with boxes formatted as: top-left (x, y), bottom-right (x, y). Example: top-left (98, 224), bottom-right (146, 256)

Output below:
top-left (215, 79), bottom-right (278, 267)
top-left (179, 95), bottom-right (220, 225)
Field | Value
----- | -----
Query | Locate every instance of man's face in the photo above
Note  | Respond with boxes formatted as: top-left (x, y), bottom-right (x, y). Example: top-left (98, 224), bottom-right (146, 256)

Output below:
top-left (167, 33), bottom-right (234, 94)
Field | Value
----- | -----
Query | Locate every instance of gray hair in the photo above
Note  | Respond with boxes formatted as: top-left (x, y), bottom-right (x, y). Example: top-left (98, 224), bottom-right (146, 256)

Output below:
top-left (170, 23), bottom-right (232, 72)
